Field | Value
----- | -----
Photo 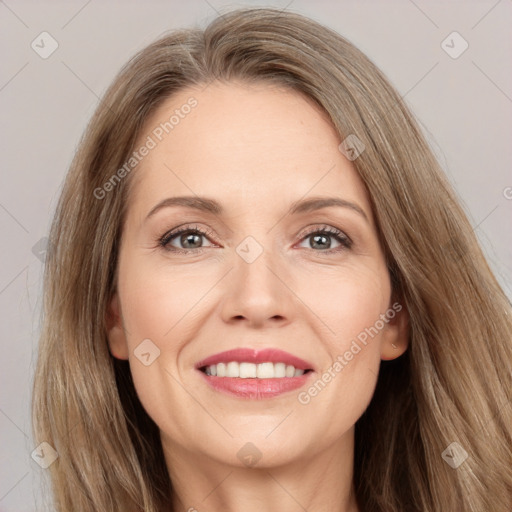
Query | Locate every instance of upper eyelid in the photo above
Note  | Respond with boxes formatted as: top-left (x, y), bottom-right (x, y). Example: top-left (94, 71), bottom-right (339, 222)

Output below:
top-left (160, 224), bottom-right (216, 243)
top-left (162, 223), bottom-right (345, 237)
top-left (160, 223), bottom-right (351, 247)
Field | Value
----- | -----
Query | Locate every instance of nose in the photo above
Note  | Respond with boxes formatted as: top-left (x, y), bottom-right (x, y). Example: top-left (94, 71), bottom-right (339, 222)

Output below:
top-left (220, 246), bottom-right (294, 329)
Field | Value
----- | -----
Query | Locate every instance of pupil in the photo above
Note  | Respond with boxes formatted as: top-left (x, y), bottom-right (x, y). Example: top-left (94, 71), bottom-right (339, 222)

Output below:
top-left (179, 233), bottom-right (332, 250)
top-left (312, 234), bottom-right (330, 249)
top-left (183, 233), bottom-right (201, 248)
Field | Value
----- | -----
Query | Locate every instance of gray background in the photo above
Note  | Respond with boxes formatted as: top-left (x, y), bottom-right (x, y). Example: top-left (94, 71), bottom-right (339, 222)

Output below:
top-left (1, 0), bottom-right (511, 510)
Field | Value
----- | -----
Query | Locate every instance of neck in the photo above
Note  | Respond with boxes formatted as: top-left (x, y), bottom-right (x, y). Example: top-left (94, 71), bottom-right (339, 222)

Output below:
top-left (162, 429), bottom-right (359, 512)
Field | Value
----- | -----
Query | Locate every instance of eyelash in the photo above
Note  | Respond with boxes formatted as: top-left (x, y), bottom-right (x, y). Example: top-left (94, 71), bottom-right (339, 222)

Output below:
top-left (157, 223), bottom-right (352, 255)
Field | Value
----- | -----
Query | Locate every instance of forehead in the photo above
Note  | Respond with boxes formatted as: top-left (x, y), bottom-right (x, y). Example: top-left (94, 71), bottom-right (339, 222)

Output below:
top-left (126, 81), bottom-right (372, 221)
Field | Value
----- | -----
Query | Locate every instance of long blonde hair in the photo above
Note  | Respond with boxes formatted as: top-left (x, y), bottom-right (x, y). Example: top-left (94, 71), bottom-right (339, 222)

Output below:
top-left (32, 7), bottom-right (512, 511)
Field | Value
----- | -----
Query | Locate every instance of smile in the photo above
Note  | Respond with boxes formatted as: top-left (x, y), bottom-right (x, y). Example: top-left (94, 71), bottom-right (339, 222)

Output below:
top-left (195, 348), bottom-right (315, 399)
top-left (202, 361), bottom-right (307, 378)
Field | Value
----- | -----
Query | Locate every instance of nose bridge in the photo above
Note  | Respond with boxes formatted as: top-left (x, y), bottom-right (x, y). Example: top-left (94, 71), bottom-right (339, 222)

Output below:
top-left (221, 235), bottom-right (291, 326)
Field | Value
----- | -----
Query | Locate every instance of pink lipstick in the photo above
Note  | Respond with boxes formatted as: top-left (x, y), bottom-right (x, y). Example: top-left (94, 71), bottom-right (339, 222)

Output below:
top-left (196, 348), bottom-right (315, 399)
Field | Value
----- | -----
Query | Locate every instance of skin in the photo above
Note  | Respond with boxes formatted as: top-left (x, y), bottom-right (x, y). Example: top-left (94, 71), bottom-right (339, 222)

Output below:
top-left (107, 81), bottom-right (409, 512)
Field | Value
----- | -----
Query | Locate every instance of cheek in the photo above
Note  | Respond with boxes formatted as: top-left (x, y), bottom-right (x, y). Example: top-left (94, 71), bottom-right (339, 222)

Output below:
top-left (295, 259), bottom-right (390, 347)
top-left (116, 252), bottom-right (246, 435)
top-left (293, 262), bottom-right (389, 424)
top-left (120, 260), bottom-right (211, 343)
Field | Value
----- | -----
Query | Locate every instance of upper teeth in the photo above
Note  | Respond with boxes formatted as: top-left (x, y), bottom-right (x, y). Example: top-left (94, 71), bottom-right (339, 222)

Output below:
top-left (204, 362), bottom-right (305, 378)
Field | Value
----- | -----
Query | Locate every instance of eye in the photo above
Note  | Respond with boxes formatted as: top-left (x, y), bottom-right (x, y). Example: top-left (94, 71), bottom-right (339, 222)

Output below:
top-left (158, 224), bottom-right (216, 254)
top-left (297, 225), bottom-right (352, 253)
top-left (157, 223), bottom-right (352, 255)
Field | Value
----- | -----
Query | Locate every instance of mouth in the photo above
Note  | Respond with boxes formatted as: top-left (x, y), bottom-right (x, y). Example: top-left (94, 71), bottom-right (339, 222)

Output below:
top-left (195, 348), bottom-right (315, 399)
top-left (200, 362), bottom-right (312, 378)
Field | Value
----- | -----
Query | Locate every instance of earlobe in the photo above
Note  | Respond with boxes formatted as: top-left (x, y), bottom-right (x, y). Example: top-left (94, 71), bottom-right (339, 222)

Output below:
top-left (106, 292), bottom-right (129, 360)
top-left (380, 301), bottom-right (409, 361)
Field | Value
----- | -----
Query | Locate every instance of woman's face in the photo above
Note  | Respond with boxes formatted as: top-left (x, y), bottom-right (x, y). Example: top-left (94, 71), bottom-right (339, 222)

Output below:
top-left (107, 81), bottom-right (408, 470)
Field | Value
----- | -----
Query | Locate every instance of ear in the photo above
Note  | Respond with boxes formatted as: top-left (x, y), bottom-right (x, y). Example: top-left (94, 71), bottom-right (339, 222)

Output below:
top-left (106, 292), bottom-right (129, 360)
top-left (380, 300), bottom-right (409, 361)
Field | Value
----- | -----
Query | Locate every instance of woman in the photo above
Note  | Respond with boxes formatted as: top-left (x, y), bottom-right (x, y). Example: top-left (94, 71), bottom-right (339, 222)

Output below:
top-left (32, 7), bottom-right (512, 511)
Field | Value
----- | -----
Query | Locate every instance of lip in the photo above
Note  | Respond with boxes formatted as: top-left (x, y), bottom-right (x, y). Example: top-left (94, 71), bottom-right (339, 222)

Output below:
top-left (195, 348), bottom-right (315, 400)
top-left (195, 348), bottom-right (314, 371)
top-left (198, 373), bottom-right (312, 399)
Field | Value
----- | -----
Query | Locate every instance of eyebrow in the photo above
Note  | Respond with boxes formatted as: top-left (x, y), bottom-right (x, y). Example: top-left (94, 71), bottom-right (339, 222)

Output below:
top-left (145, 195), bottom-right (369, 222)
